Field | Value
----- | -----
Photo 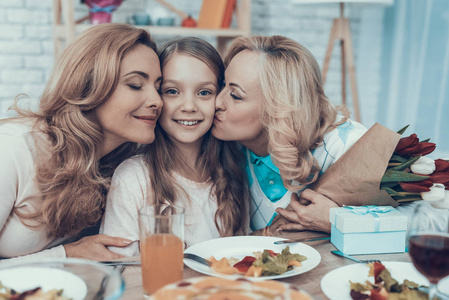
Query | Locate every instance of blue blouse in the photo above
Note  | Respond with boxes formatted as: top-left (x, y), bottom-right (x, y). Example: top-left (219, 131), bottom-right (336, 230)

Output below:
top-left (247, 151), bottom-right (287, 202)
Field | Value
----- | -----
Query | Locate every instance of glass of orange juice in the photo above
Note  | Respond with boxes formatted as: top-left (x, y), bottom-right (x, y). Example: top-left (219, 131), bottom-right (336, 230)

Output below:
top-left (138, 204), bottom-right (184, 297)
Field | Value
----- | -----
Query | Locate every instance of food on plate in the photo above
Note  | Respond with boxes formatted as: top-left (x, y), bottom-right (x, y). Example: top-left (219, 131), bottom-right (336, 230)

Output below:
top-left (151, 276), bottom-right (312, 300)
top-left (0, 281), bottom-right (70, 300)
top-left (208, 246), bottom-right (307, 277)
top-left (349, 262), bottom-right (428, 300)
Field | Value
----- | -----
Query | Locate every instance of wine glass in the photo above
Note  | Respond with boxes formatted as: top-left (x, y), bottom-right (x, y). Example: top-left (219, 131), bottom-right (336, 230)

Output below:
top-left (407, 201), bottom-right (449, 299)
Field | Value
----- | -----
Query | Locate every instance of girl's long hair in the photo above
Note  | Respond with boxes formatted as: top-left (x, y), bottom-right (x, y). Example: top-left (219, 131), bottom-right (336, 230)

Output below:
top-left (224, 35), bottom-right (339, 191)
top-left (144, 37), bottom-right (248, 236)
top-left (9, 24), bottom-right (157, 237)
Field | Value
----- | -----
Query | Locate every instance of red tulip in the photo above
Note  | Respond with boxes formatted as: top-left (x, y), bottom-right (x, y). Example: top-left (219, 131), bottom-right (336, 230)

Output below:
top-left (415, 142), bottom-right (436, 156)
top-left (430, 172), bottom-right (449, 189)
top-left (435, 159), bottom-right (449, 172)
top-left (397, 144), bottom-right (423, 155)
top-left (395, 134), bottom-right (418, 152)
top-left (395, 134), bottom-right (436, 156)
top-left (399, 180), bottom-right (433, 192)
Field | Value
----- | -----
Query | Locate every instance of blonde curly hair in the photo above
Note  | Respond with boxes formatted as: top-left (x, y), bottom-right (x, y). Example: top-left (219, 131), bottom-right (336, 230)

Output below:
top-left (9, 24), bottom-right (157, 237)
top-left (224, 35), bottom-right (339, 191)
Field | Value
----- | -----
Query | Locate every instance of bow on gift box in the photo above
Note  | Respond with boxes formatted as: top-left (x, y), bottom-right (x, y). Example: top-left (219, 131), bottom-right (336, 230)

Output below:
top-left (342, 205), bottom-right (392, 216)
top-left (341, 205), bottom-right (392, 232)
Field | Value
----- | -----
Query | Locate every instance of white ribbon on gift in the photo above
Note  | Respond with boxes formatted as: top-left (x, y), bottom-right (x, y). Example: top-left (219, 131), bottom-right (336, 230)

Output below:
top-left (338, 205), bottom-right (392, 232)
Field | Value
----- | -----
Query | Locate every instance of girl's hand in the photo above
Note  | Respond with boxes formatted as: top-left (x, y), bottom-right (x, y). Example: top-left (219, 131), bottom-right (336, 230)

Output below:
top-left (275, 189), bottom-right (338, 233)
top-left (63, 234), bottom-right (133, 261)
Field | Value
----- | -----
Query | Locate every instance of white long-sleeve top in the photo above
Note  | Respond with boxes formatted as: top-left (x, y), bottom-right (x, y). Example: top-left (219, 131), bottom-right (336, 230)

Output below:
top-left (100, 155), bottom-right (222, 256)
top-left (0, 121), bottom-right (69, 264)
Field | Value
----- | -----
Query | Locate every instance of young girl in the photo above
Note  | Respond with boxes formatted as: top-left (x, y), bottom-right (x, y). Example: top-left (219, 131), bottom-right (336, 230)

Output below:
top-left (101, 37), bottom-right (248, 256)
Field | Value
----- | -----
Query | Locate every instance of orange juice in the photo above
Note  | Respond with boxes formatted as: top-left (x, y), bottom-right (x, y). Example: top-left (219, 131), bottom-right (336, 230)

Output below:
top-left (140, 233), bottom-right (184, 295)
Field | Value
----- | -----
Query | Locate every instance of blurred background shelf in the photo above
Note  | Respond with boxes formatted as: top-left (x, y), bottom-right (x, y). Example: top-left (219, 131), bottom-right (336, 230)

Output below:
top-left (52, 0), bottom-right (251, 58)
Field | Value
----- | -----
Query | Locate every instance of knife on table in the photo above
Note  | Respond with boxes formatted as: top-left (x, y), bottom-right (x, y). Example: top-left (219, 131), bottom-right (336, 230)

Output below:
top-left (100, 261), bottom-right (141, 266)
top-left (273, 236), bottom-right (330, 245)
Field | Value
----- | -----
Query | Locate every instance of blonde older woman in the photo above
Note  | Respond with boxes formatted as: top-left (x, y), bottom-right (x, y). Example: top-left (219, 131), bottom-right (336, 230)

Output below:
top-left (0, 24), bottom-right (162, 262)
top-left (213, 35), bottom-right (449, 234)
top-left (212, 35), bottom-right (367, 233)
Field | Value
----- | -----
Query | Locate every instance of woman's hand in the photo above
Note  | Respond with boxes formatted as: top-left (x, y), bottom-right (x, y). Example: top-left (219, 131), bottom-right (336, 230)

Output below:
top-left (275, 189), bottom-right (338, 233)
top-left (63, 234), bottom-right (133, 261)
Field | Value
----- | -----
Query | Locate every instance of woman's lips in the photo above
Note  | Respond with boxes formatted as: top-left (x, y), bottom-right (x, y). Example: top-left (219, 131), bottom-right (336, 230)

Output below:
top-left (135, 115), bottom-right (157, 126)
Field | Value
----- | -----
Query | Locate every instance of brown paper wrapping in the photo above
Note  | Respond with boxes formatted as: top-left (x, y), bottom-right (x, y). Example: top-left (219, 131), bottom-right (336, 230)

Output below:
top-left (311, 123), bottom-right (400, 207)
top-left (264, 123), bottom-right (401, 235)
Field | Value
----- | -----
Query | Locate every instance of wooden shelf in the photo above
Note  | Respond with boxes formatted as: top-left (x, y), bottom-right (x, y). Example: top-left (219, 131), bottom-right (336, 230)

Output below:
top-left (54, 24), bottom-right (249, 38)
top-left (52, 0), bottom-right (251, 58)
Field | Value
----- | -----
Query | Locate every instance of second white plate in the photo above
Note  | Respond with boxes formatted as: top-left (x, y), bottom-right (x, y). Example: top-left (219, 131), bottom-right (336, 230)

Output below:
top-left (184, 236), bottom-right (321, 281)
top-left (0, 266), bottom-right (87, 300)
top-left (320, 261), bottom-right (449, 300)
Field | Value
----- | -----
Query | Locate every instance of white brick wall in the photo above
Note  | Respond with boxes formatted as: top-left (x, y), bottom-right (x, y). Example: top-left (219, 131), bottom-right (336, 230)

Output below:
top-left (0, 0), bottom-right (381, 121)
top-left (0, 0), bottom-right (24, 7)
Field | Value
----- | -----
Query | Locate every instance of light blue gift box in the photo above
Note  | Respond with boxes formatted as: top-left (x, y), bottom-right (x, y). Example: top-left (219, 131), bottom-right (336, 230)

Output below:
top-left (330, 205), bottom-right (408, 255)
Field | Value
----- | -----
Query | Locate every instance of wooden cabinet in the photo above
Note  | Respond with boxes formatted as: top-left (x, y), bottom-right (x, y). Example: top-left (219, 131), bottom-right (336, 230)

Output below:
top-left (52, 0), bottom-right (251, 58)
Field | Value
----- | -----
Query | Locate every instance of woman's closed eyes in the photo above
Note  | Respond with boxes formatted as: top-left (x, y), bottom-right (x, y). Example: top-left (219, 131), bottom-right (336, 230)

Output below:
top-left (230, 91), bottom-right (242, 100)
top-left (128, 84), bottom-right (142, 90)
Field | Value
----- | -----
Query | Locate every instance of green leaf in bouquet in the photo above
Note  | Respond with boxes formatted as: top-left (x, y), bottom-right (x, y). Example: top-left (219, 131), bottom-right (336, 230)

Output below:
top-left (420, 138), bottom-right (430, 143)
top-left (397, 125), bottom-right (409, 135)
top-left (381, 187), bottom-right (402, 196)
top-left (392, 192), bottom-right (422, 203)
top-left (380, 182), bottom-right (400, 189)
top-left (391, 155), bottom-right (421, 171)
top-left (390, 155), bottom-right (409, 163)
top-left (381, 170), bottom-right (429, 183)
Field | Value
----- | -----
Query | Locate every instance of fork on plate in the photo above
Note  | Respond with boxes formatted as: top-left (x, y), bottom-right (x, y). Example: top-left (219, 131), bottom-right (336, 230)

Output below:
top-left (183, 253), bottom-right (212, 266)
top-left (331, 250), bottom-right (381, 264)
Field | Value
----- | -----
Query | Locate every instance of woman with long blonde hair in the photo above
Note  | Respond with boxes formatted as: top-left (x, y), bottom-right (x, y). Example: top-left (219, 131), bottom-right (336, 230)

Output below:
top-left (212, 35), bottom-right (367, 233)
top-left (101, 37), bottom-right (248, 255)
top-left (0, 23), bottom-right (163, 262)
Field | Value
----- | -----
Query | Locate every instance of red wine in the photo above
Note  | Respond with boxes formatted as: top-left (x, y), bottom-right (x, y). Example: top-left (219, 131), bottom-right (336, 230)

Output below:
top-left (409, 234), bottom-right (449, 284)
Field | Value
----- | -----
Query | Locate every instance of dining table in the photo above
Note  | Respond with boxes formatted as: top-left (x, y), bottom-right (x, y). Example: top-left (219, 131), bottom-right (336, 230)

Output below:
top-left (117, 230), bottom-right (412, 300)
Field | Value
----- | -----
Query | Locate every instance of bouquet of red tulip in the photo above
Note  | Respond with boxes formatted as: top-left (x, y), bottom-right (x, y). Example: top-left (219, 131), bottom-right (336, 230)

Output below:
top-left (263, 123), bottom-right (448, 236)
top-left (381, 125), bottom-right (449, 208)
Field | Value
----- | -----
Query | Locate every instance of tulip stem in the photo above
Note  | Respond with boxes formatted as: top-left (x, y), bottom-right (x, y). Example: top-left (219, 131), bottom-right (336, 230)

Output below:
top-left (396, 198), bottom-right (421, 202)
top-left (388, 163), bottom-right (401, 167)
top-left (398, 192), bottom-right (421, 196)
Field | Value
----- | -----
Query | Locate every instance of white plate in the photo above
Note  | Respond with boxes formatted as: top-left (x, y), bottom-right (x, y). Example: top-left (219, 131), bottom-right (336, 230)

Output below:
top-left (320, 261), bottom-right (449, 300)
top-left (184, 236), bottom-right (321, 281)
top-left (0, 266), bottom-right (87, 300)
